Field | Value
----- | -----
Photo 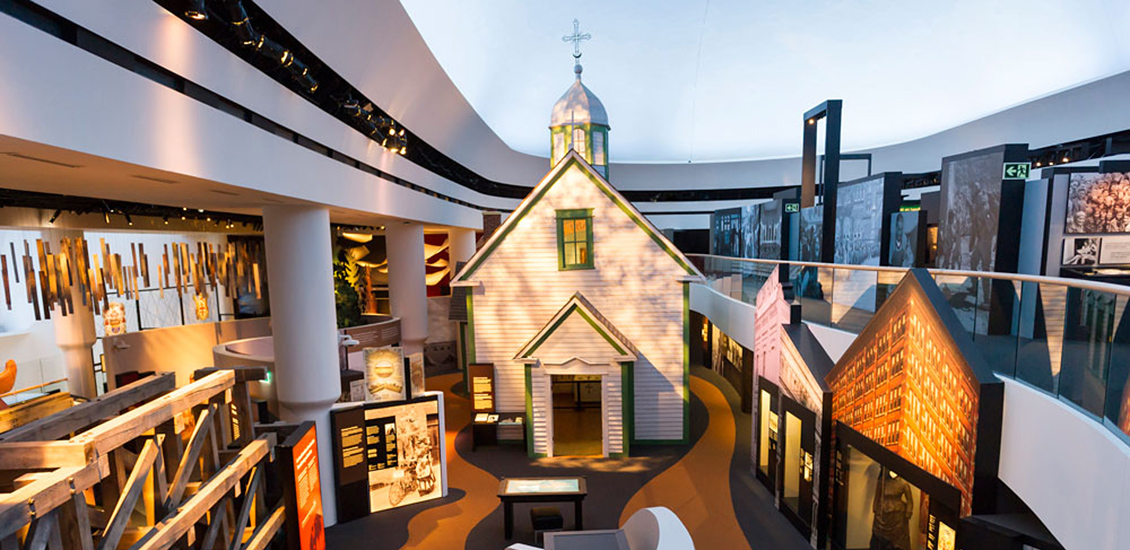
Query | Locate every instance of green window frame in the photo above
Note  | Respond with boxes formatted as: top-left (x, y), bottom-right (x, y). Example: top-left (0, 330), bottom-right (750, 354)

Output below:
top-left (556, 209), bottom-right (594, 270)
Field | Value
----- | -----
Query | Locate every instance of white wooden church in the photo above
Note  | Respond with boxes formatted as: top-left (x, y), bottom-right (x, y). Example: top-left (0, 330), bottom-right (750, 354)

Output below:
top-left (452, 52), bottom-right (703, 457)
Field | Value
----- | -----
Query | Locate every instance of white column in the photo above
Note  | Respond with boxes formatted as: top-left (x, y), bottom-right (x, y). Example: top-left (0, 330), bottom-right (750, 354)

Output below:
top-left (448, 227), bottom-right (477, 266)
top-left (53, 277), bottom-right (98, 400)
top-left (45, 229), bottom-right (97, 400)
top-left (386, 222), bottom-right (428, 355)
top-left (261, 205), bottom-right (340, 527)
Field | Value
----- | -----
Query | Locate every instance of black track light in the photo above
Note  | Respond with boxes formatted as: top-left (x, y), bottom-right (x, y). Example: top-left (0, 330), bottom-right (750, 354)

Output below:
top-left (255, 35), bottom-right (289, 64)
top-left (124, 213), bottom-right (133, 226)
top-left (186, 0), bottom-right (208, 20)
top-left (227, 2), bottom-right (258, 46)
top-left (49, 209), bottom-right (61, 224)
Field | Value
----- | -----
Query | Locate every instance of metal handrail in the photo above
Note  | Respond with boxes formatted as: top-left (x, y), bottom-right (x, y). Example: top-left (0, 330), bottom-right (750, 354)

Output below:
top-left (686, 254), bottom-right (1130, 296)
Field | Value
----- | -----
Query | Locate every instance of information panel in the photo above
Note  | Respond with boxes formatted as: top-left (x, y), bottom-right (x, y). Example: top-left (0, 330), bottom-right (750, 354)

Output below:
top-left (278, 422), bottom-right (325, 550)
top-left (468, 363), bottom-right (496, 413)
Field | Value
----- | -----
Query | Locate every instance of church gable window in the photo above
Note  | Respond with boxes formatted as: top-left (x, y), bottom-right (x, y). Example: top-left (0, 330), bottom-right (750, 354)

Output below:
top-left (556, 209), bottom-right (594, 270)
top-left (572, 127), bottom-right (587, 156)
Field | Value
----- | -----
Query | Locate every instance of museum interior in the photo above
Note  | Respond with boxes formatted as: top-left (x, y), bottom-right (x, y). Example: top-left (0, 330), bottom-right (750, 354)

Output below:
top-left (1, 1), bottom-right (1129, 550)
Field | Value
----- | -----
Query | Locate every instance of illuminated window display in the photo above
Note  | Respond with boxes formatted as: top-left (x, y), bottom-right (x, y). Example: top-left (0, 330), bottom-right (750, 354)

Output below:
top-left (827, 269), bottom-right (1003, 523)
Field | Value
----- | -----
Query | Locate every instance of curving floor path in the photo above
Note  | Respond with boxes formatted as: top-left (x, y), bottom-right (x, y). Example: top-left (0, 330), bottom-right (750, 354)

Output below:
top-left (619, 375), bottom-right (752, 550)
top-left (326, 369), bottom-right (809, 549)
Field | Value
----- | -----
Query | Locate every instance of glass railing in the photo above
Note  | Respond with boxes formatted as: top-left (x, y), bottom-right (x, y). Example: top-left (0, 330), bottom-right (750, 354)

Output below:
top-left (689, 254), bottom-right (1130, 446)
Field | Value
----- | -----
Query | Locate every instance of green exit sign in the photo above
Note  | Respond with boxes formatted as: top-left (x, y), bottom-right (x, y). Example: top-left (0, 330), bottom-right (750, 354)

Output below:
top-left (784, 201), bottom-right (800, 213)
top-left (1003, 162), bottom-right (1031, 180)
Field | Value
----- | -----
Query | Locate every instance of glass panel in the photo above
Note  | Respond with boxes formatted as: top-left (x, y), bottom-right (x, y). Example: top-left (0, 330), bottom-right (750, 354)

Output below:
top-left (563, 219), bottom-right (575, 241)
top-left (933, 274), bottom-right (979, 335)
top-left (795, 266), bottom-right (833, 326)
top-left (553, 133), bottom-right (565, 161)
top-left (564, 244), bottom-right (576, 266)
top-left (782, 411), bottom-right (802, 513)
top-left (875, 270), bottom-right (905, 313)
top-left (1058, 287), bottom-right (1115, 418)
top-left (574, 218), bottom-right (587, 240)
top-left (575, 243), bottom-right (588, 265)
top-left (832, 268), bottom-right (878, 334)
top-left (836, 446), bottom-right (929, 550)
top-left (758, 390), bottom-right (771, 475)
top-left (1104, 294), bottom-right (1130, 440)
top-left (572, 128), bottom-right (586, 155)
top-left (593, 132), bottom-right (605, 164)
top-left (976, 279), bottom-right (1021, 375)
top-left (1014, 282), bottom-right (1061, 393)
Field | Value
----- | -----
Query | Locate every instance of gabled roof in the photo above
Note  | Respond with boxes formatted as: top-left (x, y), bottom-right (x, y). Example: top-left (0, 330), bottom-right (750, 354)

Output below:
top-left (515, 292), bottom-right (637, 364)
top-left (782, 323), bottom-right (834, 391)
top-left (452, 150), bottom-right (704, 284)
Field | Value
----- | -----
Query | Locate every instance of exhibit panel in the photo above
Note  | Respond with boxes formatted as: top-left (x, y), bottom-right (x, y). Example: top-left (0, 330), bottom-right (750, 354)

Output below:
top-left (800, 205), bottom-right (824, 263)
top-left (713, 207), bottom-right (743, 257)
top-left (329, 392), bottom-right (448, 522)
top-left (742, 204), bottom-right (761, 260)
top-left (833, 173), bottom-right (900, 267)
top-left (826, 269), bottom-right (1003, 520)
top-left (760, 200), bottom-right (784, 260)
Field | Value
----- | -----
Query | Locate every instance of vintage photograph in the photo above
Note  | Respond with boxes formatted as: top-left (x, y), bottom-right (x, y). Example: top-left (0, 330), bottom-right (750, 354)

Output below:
top-left (1063, 237), bottom-right (1101, 266)
top-left (712, 208), bottom-right (743, 257)
top-left (364, 346), bottom-right (407, 402)
top-left (800, 205), bottom-right (823, 262)
top-left (759, 201), bottom-right (782, 260)
top-left (1065, 172), bottom-right (1130, 234)
top-left (367, 400), bottom-right (442, 513)
top-left (741, 204), bottom-right (760, 259)
top-left (888, 212), bottom-right (919, 268)
top-left (835, 176), bottom-right (885, 266)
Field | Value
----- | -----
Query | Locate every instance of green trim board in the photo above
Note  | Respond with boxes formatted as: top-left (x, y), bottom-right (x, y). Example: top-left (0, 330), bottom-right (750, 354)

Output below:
top-left (453, 151), bottom-right (702, 282)
top-left (678, 284), bottom-right (687, 442)
top-left (524, 365), bottom-right (538, 457)
top-left (515, 293), bottom-right (635, 361)
top-left (459, 323), bottom-right (469, 389)
top-left (465, 292), bottom-right (476, 365)
top-left (622, 361), bottom-right (633, 457)
top-left (556, 209), bottom-right (595, 270)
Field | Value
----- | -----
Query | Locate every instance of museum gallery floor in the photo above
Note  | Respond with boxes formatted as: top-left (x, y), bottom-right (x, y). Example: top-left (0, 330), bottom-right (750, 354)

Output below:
top-left (325, 367), bottom-right (809, 549)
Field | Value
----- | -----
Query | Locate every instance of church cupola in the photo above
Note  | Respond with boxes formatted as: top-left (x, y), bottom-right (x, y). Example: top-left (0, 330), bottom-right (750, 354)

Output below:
top-left (550, 20), bottom-right (609, 177)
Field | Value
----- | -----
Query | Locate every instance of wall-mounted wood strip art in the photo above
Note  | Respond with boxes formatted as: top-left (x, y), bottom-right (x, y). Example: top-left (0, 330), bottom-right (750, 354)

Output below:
top-left (2, 255), bottom-right (10, 310)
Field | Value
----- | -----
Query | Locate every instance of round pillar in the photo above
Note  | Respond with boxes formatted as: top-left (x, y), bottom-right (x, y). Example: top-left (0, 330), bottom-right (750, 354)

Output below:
top-left (386, 222), bottom-right (428, 355)
top-left (448, 227), bottom-right (477, 266)
top-left (261, 205), bottom-right (340, 527)
top-left (43, 229), bottom-right (97, 400)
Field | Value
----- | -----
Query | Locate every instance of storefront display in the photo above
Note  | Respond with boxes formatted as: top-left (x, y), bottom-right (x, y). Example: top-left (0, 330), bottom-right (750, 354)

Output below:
top-left (330, 394), bottom-right (447, 522)
top-left (826, 269), bottom-right (1003, 519)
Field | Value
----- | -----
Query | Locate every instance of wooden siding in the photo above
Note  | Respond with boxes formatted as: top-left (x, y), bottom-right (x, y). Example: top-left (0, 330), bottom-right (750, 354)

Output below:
top-left (605, 373), bottom-right (625, 454)
top-left (531, 370), bottom-right (551, 455)
top-left (467, 163), bottom-right (687, 441)
top-left (529, 313), bottom-right (624, 362)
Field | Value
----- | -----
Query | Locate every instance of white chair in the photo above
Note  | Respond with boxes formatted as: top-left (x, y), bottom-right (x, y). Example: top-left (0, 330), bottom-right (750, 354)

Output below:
top-left (621, 507), bottom-right (694, 550)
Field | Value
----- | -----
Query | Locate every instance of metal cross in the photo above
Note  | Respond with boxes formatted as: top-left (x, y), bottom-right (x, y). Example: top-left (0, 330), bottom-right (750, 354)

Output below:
top-left (562, 19), bottom-right (591, 59)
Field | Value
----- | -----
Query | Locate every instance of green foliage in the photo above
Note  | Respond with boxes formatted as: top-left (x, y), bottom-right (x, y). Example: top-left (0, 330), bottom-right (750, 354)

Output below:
top-left (334, 248), bottom-right (362, 328)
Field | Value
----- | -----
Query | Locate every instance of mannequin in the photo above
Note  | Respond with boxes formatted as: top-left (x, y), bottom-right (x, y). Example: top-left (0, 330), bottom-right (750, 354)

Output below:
top-left (871, 467), bottom-right (913, 550)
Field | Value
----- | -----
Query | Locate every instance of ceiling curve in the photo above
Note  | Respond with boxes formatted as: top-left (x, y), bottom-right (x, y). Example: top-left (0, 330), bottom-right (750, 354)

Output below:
top-left (399, 0), bottom-right (1130, 163)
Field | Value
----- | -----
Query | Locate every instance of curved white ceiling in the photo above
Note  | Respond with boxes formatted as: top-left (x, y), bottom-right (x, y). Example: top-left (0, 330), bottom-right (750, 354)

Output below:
top-left (400, 0), bottom-right (1130, 163)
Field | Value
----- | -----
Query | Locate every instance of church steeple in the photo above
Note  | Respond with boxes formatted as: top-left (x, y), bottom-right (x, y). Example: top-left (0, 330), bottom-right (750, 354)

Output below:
top-left (549, 19), bottom-right (610, 177)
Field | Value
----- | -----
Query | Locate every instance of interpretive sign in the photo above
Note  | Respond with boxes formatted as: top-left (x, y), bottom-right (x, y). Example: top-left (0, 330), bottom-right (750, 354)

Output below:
top-left (279, 422), bottom-right (326, 550)
top-left (469, 364), bottom-right (496, 412)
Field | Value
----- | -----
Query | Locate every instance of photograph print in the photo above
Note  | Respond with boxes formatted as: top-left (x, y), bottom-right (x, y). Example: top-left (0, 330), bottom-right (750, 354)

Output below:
top-left (758, 201), bottom-right (782, 260)
top-left (712, 208), bottom-right (743, 257)
top-left (1065, 172), bottom-right (1130, 234)
top-left (367, 400), bottom-right (442, 513)
top-left (834, 176), bottom-right (884, 266)
top-left (888, 211), bottom-right (920, 268)
top-left (741, 204), bottom-right (760, 259)
top-left (799, 205), bottom-right (823, 262)
top-left (1062, 237), bottom-right (1101, 266)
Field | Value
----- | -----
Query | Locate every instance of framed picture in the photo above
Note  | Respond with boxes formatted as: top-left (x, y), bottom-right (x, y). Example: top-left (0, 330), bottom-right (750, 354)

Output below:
top-left (1062, 237), bottom-right (1101, 266)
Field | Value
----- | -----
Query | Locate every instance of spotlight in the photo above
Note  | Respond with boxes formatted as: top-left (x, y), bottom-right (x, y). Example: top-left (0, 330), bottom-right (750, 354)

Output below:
top-left (341, 97), bottom-right (362, 117)
top-left (164, 216), bottom-right (169, 225)
top-left (185, 0), bottom-right (208, 20)
top-left (49, 209), bottom-right (61, 224)
top-left (104, 211), bottom-right (111, 225)
top-left (125, 213), bottom-right (133, 226)
top-left (808, 119), bottom-right (815, 125)
top-left (1062, 156), bottom-right (1069, 163)
top-left (255, 36), bottom-right (289, 64)
top-left (227, 2), bottom-right (258, 45)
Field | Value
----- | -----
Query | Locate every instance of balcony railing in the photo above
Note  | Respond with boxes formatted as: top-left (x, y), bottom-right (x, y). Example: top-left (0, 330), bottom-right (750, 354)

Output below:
top-left (689, 253), bottom-right (1130, 446)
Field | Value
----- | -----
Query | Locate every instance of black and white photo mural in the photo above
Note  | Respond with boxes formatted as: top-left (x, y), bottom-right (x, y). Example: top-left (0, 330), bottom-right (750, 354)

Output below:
top-left (1065, 172), bottom-right (1130, 234)
top-left (712, 208), bottom-right (743, 257)
top-left (742, 204), bottom-right (761, 259)
top-left (800, 205), bottom-right (823, 262)
top-left (834, 175), bottom-right (885, 266)
top-left (888, 211), bottom-right (920, 268)
top-left (759, 201), bottom-right (782, 260)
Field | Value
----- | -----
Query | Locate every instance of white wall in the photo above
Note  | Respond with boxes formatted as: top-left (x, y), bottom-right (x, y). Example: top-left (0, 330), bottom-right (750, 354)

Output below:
top-left (998, 378), bottom-right (1130, 550)
top-left (0, 11), bottom-right (484, 228)
top-left (688, 284), bottom-right (757, 350)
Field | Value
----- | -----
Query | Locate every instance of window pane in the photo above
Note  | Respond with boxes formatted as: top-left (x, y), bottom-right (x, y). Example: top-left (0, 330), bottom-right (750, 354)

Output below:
top-left (574, 219), bottom-right (586, 240)
top-left (554, 133), bottom-right (565, 160)
top-left (564, 244), bottom-right (576, 266)
top-left (573, 128), bottom-right (586, 155)
top-left (576, 243), bottom-right (588, 264)
top-left (563, 219), bottom-right (575, 241)
top-left (594, 132), bottom-right (605, 164)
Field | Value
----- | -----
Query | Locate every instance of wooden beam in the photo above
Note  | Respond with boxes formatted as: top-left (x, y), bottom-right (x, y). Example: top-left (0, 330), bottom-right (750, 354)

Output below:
top-left (71, 372), bottom-right (234, 457)
top-left (0, 442), bottom-right (94, 471)
top-left (239, 505), bottom-right (283, 550)
top-left (164, 406), bottom-right (215, 511)
top-left (0, 375), bottom-right (175, 442)
top-left (190, 368), bottom-right (266, 384)
top-left (227, 467), bottom-right (261, 550)
top-left (0, 394), bottom-right (73, 434)
top-left (21, 511), bottom-right (61, 550)
top-left (130, 438), bottom-right (269, 550)
top-left (0, 459), bottom-right (107, 541)
top-left (197, 495), bottom-right (230, 550)
top-left (96, 439), bottom-right (159, 550)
